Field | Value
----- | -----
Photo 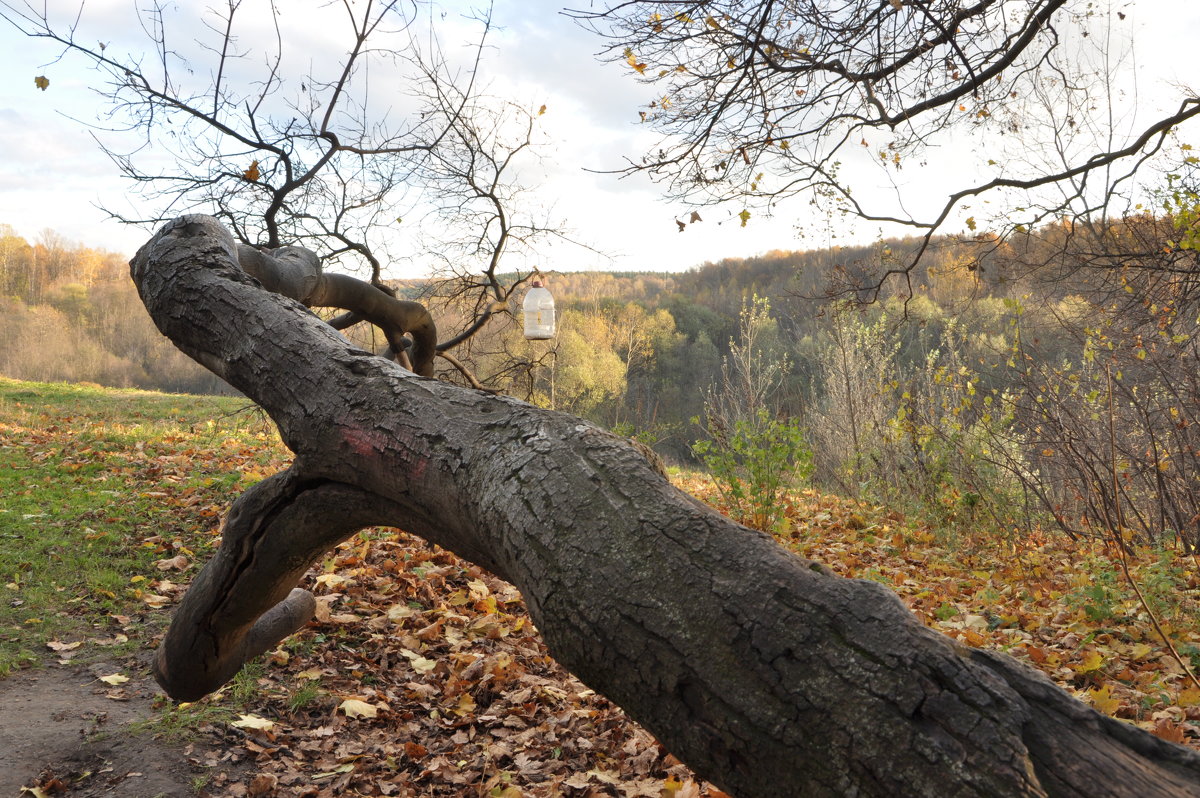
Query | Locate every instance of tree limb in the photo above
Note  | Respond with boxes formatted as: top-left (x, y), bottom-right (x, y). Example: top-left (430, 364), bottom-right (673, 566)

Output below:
top-left (134, 215), bottom-right (1200, 798)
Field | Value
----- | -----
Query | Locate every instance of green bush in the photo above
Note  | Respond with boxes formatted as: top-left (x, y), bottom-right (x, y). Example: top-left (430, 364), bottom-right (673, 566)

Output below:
top-left (693, 409), bottom-right (814, 533)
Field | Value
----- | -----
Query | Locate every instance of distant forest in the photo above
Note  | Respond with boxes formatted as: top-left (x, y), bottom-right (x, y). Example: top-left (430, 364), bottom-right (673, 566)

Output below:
top-left (0, 219), bottom-right (1045, 426)
top-left (0, 224), bottom-right (230, 394)
top-left (4, 215), bottom-right (1198, 548)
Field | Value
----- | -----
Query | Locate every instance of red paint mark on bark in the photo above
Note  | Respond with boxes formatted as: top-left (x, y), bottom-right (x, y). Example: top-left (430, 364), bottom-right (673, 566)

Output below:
top-left (341, 425), bottom-right (386, 457)
top-left (340, 424), bottom-right (428, 480)
top-left (408, 456), bottom-right (427, 480)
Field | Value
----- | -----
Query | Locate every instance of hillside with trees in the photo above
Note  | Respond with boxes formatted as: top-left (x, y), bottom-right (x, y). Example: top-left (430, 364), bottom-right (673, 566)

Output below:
top-left (6, 203), bottom-right (1200, 555)
top-left (0, 224), bottom-right (229, 394)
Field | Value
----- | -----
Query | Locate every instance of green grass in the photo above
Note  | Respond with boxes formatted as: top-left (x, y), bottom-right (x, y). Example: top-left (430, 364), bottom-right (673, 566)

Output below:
top-left (129, 698), bottom-right (239, 743)
top-left (0, 377), bottom-right (290, 677)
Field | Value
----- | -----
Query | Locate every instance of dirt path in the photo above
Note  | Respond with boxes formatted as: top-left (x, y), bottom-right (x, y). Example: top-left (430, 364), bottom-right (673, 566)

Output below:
top-left (0, 660), bottom-right (246, 797)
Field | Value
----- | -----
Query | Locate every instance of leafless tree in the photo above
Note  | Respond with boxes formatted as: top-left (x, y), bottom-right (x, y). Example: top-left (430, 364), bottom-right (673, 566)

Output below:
top-left (571, 0), bottom-right (1200, 297)
top-left (0, 0), bottom-right (576, 381)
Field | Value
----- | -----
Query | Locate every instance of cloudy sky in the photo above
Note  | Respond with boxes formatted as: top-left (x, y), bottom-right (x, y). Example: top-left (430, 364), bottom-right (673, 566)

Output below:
top-left (0, 1), bottom-right (1195, 278)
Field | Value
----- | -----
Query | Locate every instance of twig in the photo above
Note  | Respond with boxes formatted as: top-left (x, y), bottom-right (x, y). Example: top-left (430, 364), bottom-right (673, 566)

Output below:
top-left (1107, 364), bottom-right (1200, 691)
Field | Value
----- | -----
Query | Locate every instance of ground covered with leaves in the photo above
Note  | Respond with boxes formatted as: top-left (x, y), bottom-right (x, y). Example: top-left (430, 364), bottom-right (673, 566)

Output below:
top-left (2, 378), bottom-right (1199, 796)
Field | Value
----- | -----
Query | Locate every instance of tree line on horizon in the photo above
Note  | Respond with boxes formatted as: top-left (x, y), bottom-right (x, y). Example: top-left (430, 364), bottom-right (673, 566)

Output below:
top-left (0, 223), bottom-right (229, 394)
top-left (5, 208), bottom-right (1198, 555)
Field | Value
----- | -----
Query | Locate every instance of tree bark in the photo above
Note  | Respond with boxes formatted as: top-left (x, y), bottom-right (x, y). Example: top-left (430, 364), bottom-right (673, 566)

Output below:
top-left (235, 242), bottom-right (436, 375)
top-left (132, 215), bottom-right (1200, 798)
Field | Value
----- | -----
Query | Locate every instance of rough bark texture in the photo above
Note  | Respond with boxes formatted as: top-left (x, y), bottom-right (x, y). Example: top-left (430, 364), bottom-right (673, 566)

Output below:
top-left (133, 215), bottom-right (1200, 798)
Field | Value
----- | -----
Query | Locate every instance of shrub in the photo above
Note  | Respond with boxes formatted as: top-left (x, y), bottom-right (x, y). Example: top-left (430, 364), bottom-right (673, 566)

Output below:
top-left (693, 408), bottom-right (814, 533)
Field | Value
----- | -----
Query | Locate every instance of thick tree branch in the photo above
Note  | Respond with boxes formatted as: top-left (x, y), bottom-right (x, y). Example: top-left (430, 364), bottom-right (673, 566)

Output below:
top-left (133, 215), bottom-right (1200, 798)
top-left (234, 243), bottom-right (436, 375)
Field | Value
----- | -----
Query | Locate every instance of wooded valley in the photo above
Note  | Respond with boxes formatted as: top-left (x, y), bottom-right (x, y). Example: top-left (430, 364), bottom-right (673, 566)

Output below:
top-left (6, 207), bottom-right (1198, 557)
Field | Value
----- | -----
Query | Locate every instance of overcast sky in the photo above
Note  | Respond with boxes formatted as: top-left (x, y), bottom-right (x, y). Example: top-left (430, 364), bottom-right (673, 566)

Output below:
top-left (0, 1), bottom-right (1195, 278)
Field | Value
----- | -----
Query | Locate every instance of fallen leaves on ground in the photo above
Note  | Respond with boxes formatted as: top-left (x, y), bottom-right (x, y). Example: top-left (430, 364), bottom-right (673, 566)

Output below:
top-left (173, 530), bottom-right (722, 797)
top-left (6, 384), bottom-right (1197, 794)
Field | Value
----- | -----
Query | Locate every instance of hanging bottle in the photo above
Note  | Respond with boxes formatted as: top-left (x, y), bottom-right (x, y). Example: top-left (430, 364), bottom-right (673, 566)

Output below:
top-left (523, 279), bottom-right (555, 340)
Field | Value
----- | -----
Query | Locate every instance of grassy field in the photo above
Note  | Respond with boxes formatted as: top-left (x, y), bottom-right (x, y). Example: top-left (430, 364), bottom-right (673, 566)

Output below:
top-left (0, 377), bottom-right (290, 676)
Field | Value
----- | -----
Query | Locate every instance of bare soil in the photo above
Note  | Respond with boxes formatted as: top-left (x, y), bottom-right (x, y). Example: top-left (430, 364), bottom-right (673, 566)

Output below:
top-left (0, 659), bottom-right (247, 798)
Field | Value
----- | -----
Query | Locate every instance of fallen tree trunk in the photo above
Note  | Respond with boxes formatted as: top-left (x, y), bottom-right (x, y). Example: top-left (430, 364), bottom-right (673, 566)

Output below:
top-left (133, 215), bottom-right (1200, 798)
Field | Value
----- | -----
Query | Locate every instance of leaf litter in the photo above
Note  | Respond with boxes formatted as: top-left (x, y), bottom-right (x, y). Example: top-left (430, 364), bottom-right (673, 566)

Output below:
top-left (679, 474), bottom-right (1200, 750)
top-left (4, 384), bottom-right (1198, 795)
top-left (154, 525), bottom-right (730, 797)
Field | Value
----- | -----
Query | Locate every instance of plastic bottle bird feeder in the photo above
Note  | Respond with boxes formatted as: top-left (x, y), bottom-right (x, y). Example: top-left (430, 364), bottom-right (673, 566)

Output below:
top-left (523, 279), bottom-right (555, 340)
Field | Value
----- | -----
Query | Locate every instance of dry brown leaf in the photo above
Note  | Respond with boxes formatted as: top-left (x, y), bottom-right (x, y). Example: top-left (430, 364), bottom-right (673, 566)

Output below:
top-left (338, 698), bottom-right (378, 719)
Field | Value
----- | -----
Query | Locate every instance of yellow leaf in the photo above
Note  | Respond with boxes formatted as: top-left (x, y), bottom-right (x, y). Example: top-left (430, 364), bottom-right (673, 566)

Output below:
top-left (386, 603), bottom-right (415, 621)
top-left (230, 713), bottom-right (275, 730)
top-left (34, 75), bottom-right (49, 91)
top-left (738, 209), bottom-right (751, 228)
top-left (1178, 686), bottom-right (1200, 707)
top-left (454, 692), bottom-right (477, 716)
top-left (538, 104), bottom-right (546, 116)
top-left (338, 698), bottom-right (378, 719)
top-left (402, 648), bottom-right (437, 674)
top-left (662, 775), bottom-right (684, 798)
top-left (99, 673), bottom-right (129, 685)
top-left (1073, 649), bottom-right (1104, 674)
top-left (491, 786), bottom-right (523, 798)
top-left (965, 216), bottom-right (977, 231)
top-left (46, 640), bottom-right (82, 652)
top-left (962, 629), bottom-right (987, 647)
top-left (1087, 684), bottom-right (1121, 715)
top-left (242, 159), bottom-right (261, 182)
